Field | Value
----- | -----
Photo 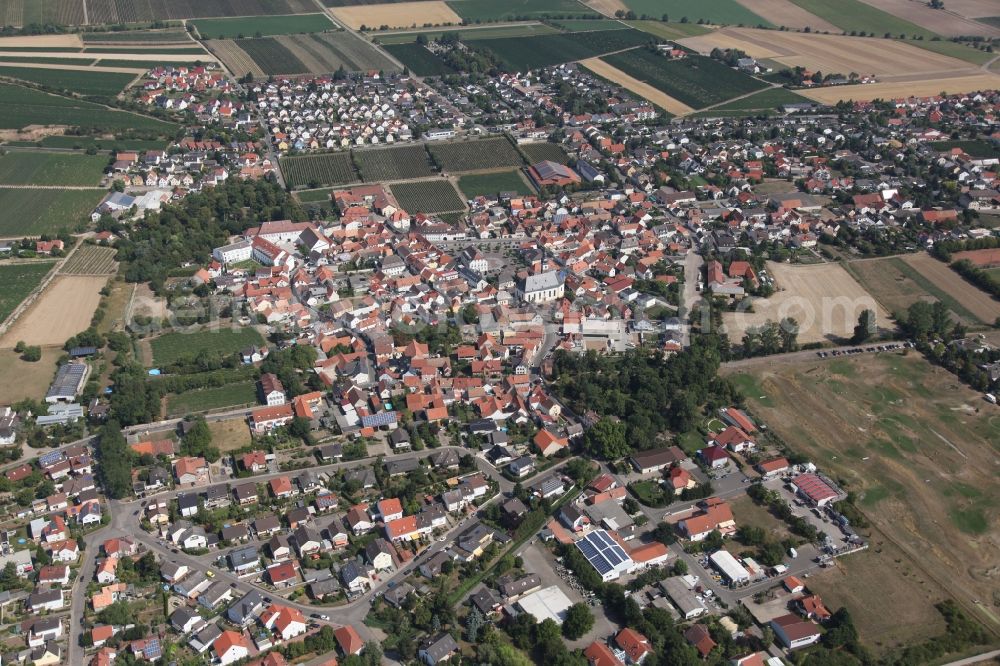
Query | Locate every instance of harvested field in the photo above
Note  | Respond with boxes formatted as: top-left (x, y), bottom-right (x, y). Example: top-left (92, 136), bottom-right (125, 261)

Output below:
top-left (429, 137), bottom-right (524, 173)
top-left (722, 261), bottom-right (890, 344)
top-left (389, 179), bottom-right (465, 213)
top-left (900, 252), bottom-right (1000, 325)
top-left (59, 244), bottom-right (117, 275)
top-left (723, 353), bottom-right (1000, 645)
top-left (800, 73), bottom-right (1000, 103)
top-left (581, 0), bottom-right (626, 16)
top-left (858, 0), bottom-right (999, 37)
top-left (580, 57), bottom-right (693, 116)
top-left (0, 35), bottom-right (82, 48)
top-left (0, 275), bottom-right (107, 348)
top-left (733, 0), bottom-right (838, 31)
top-left (330, 1), bottom-right (463, 30)
top-left (679, 27), bottom-right (974, 79)
top-left (944, 0), bottom-right (1000, 18)
top-left (785, 0), bottom-right (939, 38)
top-left (205, 40), bottom-right (264, 79)
top-left (0, 348), bottom-right (61, 404)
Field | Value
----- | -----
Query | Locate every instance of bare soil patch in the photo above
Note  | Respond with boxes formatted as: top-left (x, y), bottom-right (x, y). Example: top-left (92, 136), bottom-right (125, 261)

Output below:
top-left (858, 0), bottom-right (1000, 37)
top-left (208, 417), bottom-right (252, 453)
top-left (801, 72), bottom-right (1000, 103)
top-left (901, 252), bottom-right (1000, 324)
top-left (0, 34), bottom-right (83, 48)
top-left (580, 56), bottom-right (695, 115)
top-left (733, 0), bottom-right (839, 31)
top-left (0, 274), bottom-right (107, 348)
top-left (329, 1), bottom-right (462, 30)
top-left (722, 261), bottom-right (890, 344)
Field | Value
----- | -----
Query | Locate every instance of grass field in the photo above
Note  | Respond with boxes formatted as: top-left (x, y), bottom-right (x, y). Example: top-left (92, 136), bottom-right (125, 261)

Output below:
top-left (520, 142), bottom-right (569, 164)
top-left (474, 28), bottom-right (649, 70)
top-left (354, 144), bottom-right (435, 181)
top-left (382, 43), bottom-right (453, 76)
top-left (0, 83), bottom-right (175, 133)
top-left (0, 262), bottom-right (54, 323)
top-left (692, 87), bottom-right (811, 115)
top-left (149, 327), bottom-right (264, 367)
top-left (191, 13), bottom-right (335, 39)
top-left (785, 0), bottom-right (939, 38)
top-left (0, 189), bottom-right (105, 236)
top-left (207, 417), bottom-right (252, 452)
top-left (374, 22), bottom-right (560, 44)
top-left (0, 347), bottom-right (59, 403)
top-left (446, 0), bottom-right (597, 21)
top-left (601, 48), bottom-right (767, 109)
top-left (0, 66), bottom-right (137, 96)
top-left (623, 0), bottom-right (770, 25)
top-left (899, 253), bottom-right (1000, 326)
top-left (724, 353), bottom-right (1000, 646)
top-left (911, 39), bottom-right (995, 65)
top-left (294, 187), bottom-right (336, 203)
top-left (0, 151), bottom-right (107, 186)
top-left (624, 19), bottom-right (713, 39)
top-left (390, 179), bottom-right (466, 213)
top-left (167, 382), bottom-right (258, 416)
top-left (429, 137), bottom-right (524, 172)
top-left (457, 170), bottom-right (532, 198)
top-left (280, 152), bottom-right (359, 188)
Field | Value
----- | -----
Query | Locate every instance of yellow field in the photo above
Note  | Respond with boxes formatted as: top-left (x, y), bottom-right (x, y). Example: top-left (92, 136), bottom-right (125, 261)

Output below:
top-left (0, 34), bottom-right (82, 48)
top-left (0, 51), bottom-right (213, 62)
top-left (734, 0), bottom-right (839, 31)
top-left (582, 0), bottom-right (628, 16)
top-left (801, 72), bottom-right (1000, 103)
top-left (858, 0), bottom-right (999, 37)
top-left (208, 418), bottom-right (252, 453)
top-left (330, 1), bottom-right (463, 30)
top-left (0, 275), bottom-right (108, 348)
top-left (580, 57), bottom-right (695, 116)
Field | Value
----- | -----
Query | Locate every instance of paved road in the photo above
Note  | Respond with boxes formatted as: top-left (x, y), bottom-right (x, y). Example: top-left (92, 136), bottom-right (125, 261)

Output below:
top-left (67, 505), bottom-right (114, 665)
top-left (941, 649), bottom-right (1000, 666)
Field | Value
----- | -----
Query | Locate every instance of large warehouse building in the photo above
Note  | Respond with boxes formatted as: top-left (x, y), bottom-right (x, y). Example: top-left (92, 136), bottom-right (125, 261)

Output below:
top-left (576, 529), bottom-right (635, 581)
top-left (709, 550), bottom-right (751, 586)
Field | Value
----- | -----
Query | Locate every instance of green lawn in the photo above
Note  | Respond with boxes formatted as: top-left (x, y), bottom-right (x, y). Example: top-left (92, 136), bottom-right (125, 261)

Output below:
top-left (0, 262), bottom-right (55, 323)
top-left (625, 19), bottom-right (714, 39)
top-left (191, 14), bottom-right (335, 39)
top-left (166, 382), bottom-right (258, 416)
top-left (0, 152), bottom-right (108, 186)
top-left (691, 87), bottom-right (812, 116)
top-left (910, 39), bottom-right (995, 65)
top-left (457, 170), bottom-right (533, 198)
top-left (0, 66), bottom-right (138, 97)
top-left (150, 327), bottom-right (265, 367)
top-left (0, 189), bottom-right (105, 236)
top-left (628, 479), bottom-right (669, 507)
top-left (785, 0), bottom-right (939, 38)
top-left (0, 83), bottom-right (177, 133)
top-left (623, 0), bottom-right (770, 26)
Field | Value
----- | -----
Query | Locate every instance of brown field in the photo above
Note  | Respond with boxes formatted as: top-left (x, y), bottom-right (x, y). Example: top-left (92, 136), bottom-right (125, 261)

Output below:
top-left (208, 417), bottom-right (252, 453)
top-left (582, 0), bottom-right (628, 16)
top-left (722, 261), bottom-right (890, 344)
top-left (901, 252), bottom-right (1000, 324)
top-left (723, 353), bottom-right (1000, 646)
top-left (0, 34), bottom-right (82, 48)
top-left (0, 275), bottom-right (107, 348)
top-left (580, 57), bottom-right (695, 115)
top-left (205, 40), bottom-right (264, 78)
top-left (0, 60), bottom-right (146, 73)
top-left (680, 27), bottom-right (975, 78)
top-left (0, 50), bottom-right (213, 62)
top-left (329, 1), bottom-right (462, 30)
top-left (734, 0), bottom-right (839, 31)
top-left (0, 347), bottom-right (61, 404)
top-left (858, 0), bottom-right (1000, 37)
top-left (800, 72), bottom-right (1000, 103)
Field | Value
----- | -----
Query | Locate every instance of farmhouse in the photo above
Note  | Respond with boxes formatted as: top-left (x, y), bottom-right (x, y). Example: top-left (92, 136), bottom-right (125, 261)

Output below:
top-left (678, 500), bottom-right (736, 541)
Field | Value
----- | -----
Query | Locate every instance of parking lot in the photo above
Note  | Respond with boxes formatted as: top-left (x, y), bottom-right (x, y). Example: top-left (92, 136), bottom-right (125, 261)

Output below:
top-left (763, 477), bottom-right (863, 556)
top-left (815, 341), bottom-right (912, 359)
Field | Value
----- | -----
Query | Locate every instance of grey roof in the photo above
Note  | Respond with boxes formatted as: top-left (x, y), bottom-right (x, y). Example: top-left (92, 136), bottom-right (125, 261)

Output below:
top-left (226, 590), bottom-right (263, 624)
top-left (421, 633), bottom-right (459, 664)
top-left (228, 545), bottom-right (259, 568)
top-left (521, 270), bottom-right (563, 293)
top-left (45, 364), bottom-right (87, 400)
top-left (170, 607), bottom-right (202, 631)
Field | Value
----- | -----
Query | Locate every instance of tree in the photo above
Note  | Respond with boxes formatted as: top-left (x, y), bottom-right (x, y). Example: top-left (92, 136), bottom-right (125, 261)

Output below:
top-left (96, 421), bottom-right (133, 499)
top-left (466, 606), bottom-right (484, 643)
top-left (22, 346), bottom-right (41, 362)
top-left (703, 529), bottom-right (724, 551)
top-left (562, 603), bottom-right (594, 639)
top-left (180, 416), bottom-right (219, 462)
top-left (583, 417), bottom-right (631, 460)
top-left (852, 309), bottom-right (875, 344)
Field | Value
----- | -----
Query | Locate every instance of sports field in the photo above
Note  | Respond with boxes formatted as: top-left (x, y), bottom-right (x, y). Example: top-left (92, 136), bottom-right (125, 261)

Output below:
top-left (724, 353), bottom-right (1000, 645)
top-left (150, 327), bottom-right (265, 366)
top-left (191, 13), bottom-right (335, 39)
top-left (0, 274), bottom-right (107, 347)
top-left (331, 1), bottom-right (463, 29)
top-left (0, 189), bottom-right (105, 236)
top-left (0, 151), bottom-right (107, 186)
top-left (0, 262), bottom-right (54, 324)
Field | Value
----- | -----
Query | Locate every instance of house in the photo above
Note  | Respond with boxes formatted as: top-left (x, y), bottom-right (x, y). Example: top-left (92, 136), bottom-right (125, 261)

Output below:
top-left (30, 641), bottom-right (61, 665)
top-left (267, 561), bottom-right (299, 588)
top-left (630, 446), bottom-right (687, 474)
top-left (226, 590), bottom-right (264, 627)
top-left (240, 450), bottom-right (268, 473)
top-left (27, 617), bottom-right (63, 647)
top-left (616, 627), bottom-right (653, 664)
top-left (584, 641), bottom-right (624, 666)
top-left (198, 581), bottom-right (233, 609)
top-left (365, 538), bottom-right (397, 571)
top-left (419, 632), bottom-right (460, 665)
top-left (770, 614), bottom-right (821, 649)
top-left (96, 557), bottom-right (119, 584)
top-left (711, 426), bottom-right (756, 453)
top-left (796, 594), bottom-right (832, 622)
top-left (559, 504), bottom-right (590, 532)
top-left (376, 497), bottom-right (404, 522)
top-left (756, 457), bottom-right (789, 478)
top-left (335, 625), bottom-right (365, 656)
top-left (228, 545), bottom-right (261, 576)
top-left (683, 624), bottom-right (716, 659)
top-left (174, 456), bottom-right (208, 485)
top-left (89, 623), bottom-right (114, 648)
top-left (37, 564), bottom-right (70, 586)
top-left (340, 560), bottom-right (370, 593)
top-left (699, 445), bottom-right (730, 469)
top-left (534, 428), bottom-right (569, 456)
top-left (213, 630), bottom-right (250, 666)
top-left (177, 493), bottom-right (199, 517)
top-left (170, 607), bottom-right (204, 634)
top-left (260, 373), bottom-right (286, 406)
top-left (261, 604), bottom-right (307, 641)
top-left (507, 456), bottom-right (535, 478)
top-left (678, 500), bottom-right (736, 541)
top-left (234, 483), bottom-right (260, 506)
top-left (27, 587), bottom-right (64, 612)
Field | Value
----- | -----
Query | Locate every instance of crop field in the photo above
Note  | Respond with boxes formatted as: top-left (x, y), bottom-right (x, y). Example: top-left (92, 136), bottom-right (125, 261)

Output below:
top-left (0, 262), bottom-right (54, 324)
top-left (0, 83), bottom-right (174, 132)
top-left (429, 137), bottom-right (524, 173)
top-left (7, 136), bottom-right (168, 151)
top-left (191, 13), bottom-right (334, 39)
top-left (0, 0), bottom-right (85, 26)
top-left (857, 0), bottom-right (999, 37)
top-left (723, 353), bottom-right (1000, 646)
top-left (390, 179), bottom-right (465, 213)
top-left (520, 142), bottom-right (569, 164)
top-left (784, 0), bottom-right (939, 38)
top-left (623, 20), bottom-right (713, 40)
top-left (86, 0), bottom-right (317, 22)
top-left (204, 40), bottom-right (265, 78)
top-left (900, 252), bottom-right (1000, 325)
top-left (59, 244), bottom-right (117, 275)
top-left (150, 327), bottom-right (264, 366)
top-left (474, 28), bottom-right (650, 70)
top-left (721, 261), bottom-right (890, 344)
top-left (0, 189), bottom-right (105, 236)
top-left (273, 32), bottom-right (398, 73)
top-left (801, 72), bottom-right (1000, 104)
top-left (0, 56), bottom-right (95, 66)
top-left (1, 274), bottom-right (107, 347)
top-left (82, 46), bottom-right (206, 54)
top-left (582, 56), bottom-right (690, 115)
top-left (445, 0), bottom-right (598, 21)
top-left (280, 152), bottom-right (359, 188)
top-left (354, 144), bottom-right (435, 181)
top-left (623, 0), bottom-right (769, 26)
top-left (458, 170), bottom-right (532, 198)
top-left (910, 39), bottom-right (995, 65)
top-left (0, 66), bottom-right (137, 96)
top-left (234, 37), bottom-right (308, 74)
top-left (81, 30), bottom-right (193, 43)
top-left (600, 49), bottom-right (767, 109)
top-left (374, 23), bottom-right (559, 44)
top-left (692, 87), bottom-right (811, 115)
top-left (331, 1), bottom-right (463, 30)
top-left (731, 0), bottom-right (838, 31)
top-left (167, 382), bottom-right (257, 416)
top-left (550, 18), bottom-right (623, 30)
top-left (382, 43), bottom-right (453, 76)
top-left (0, 151), bottom-right (107, 186)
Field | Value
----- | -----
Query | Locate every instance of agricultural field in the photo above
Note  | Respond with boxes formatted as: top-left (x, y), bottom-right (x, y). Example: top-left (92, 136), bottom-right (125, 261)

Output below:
top-left (784, 0), bottom-right (939, 38)
top-left (0, 151), bottom-right (107, 186)
top-left (166, 382), bottom-right (257, 416)
top-left (354, 144), bottom-right (435, 181)
top-left (445, 0), bottom-right (598, 22)
top-left (723, 353), bottom-right (1000, 646)
top-left (204, 40), bottom-right (264, 78)
top-left (856, 0), bottom-right (999, 37)
top-left (0, 56), bottom-right (95, 66)
top-left (549, 18), bottom-right (623, 30)
top-left (520, 142), bottom-right (569, 164)
top-left (233, 37), bottom-right (309, 74)
top-left (0, 262), bottom-right (54, 324)
top-left (0, 0), bottom-right (84, 26)
top-left (280, 152), bottom-right (360, 188)
top-left (457, 170), bottom-right (532, 198)
top-left (331, 1), bottom-right (463, 30)
top-left (692, 87), bottom-right (811, 115)
top-left (389, 179), bottom-right (466, 213)
top-left (8, 135), bottom-right (168, 151)
top-left (731, 0), bottom-right (837, 31)
top-left (81, 0), bottom-right (317, 22)
top-left (82, 46), bottom-right (207, 54)
top-left (372, 22), bottom-right (559, 44)
top-left (149, 326), bottom-right (264, 366)
top-left (81, 30), bottom-right (194, 43)
top-left (270, 32), bottom-right (398, 74)
top-left (0, 274), bottom-right (107, 347)
top-left (600, 49), bottom-right (767, 109)
top-left (429, 137), bottom-right (524, 173)
top-left (191, 13), bottom-right (335, 39)
top-left (0, 83), bottom-right (175, 132)
top-left (900, 253), bottom-right (1000, 325)
top-left (0, 189), bottom-right (104, 236)
top-left (909, 39), bottom-right (996, 65)
top-left (382, 43), bottom-right (453, 76)
top-left (622, 0), bottom-right (770, 26)
top-left (59, 244), bottom-right (117, 275)
top-left (800, 72), bottom-right (1000, 104)
top-left (721, 261), bottom-right (890, 344)
top-left (0, 66), bottom-right (137, 96)
top-left (207, 417), bottom-right (252, 452)
top-left (623, 20), bottom-right (713, 40)
top-left (475, 28), bottom-right (650, 71)
top-left (581, 56), bottom-right (691, 115)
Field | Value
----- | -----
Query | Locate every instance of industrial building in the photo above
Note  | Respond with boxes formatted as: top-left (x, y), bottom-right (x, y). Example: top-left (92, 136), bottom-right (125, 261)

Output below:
top-left (659, 577), bottom-right (707, 620)
top-left (515, 585), bottom-right (574, 625)
top-left (709, 550), bottom-right (751, 586)
top-left (576, 529), bottom-right (635, 582)
top-left (791, 473), bottom-right (844, 507)
top-left (45, 363), bottom-right (89, 403)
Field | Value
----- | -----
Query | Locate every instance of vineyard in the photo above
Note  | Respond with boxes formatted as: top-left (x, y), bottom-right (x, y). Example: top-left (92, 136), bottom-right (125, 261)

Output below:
top-left (235, 37), bottom-right (309, 74)
top-left (0, 189), bottom-right (104, 236)
top-left (190, 13), bottom-right (334, 39)
top-left (429, 137), bottom-right (525, 172)
top-left (84, 0), bottom-right (317, 22)
top-left (382, 43), bottom-right (453, 77)
top-left (520, 141), bottom-right (569, 164)
top-left (81, 30), bottom-right (193, 43)
top-left (354, 145), bottom-right (435, 182)
top-left (205, 40), bottom-right (265, 79)
top-left (280, 152), bottom-right (359, 188)
top-left (390, 180), bottom-right (466, 214)
top-left (0, 0), bottom-right (84, 26)
top-left (474, 28), bottom-right (649, 71)
top-left (60, 244), bottom-right (118, 275)
top-left (0, 66), bottom-right (137, 97)
top-left (0, 152), bottom-right (108, 186)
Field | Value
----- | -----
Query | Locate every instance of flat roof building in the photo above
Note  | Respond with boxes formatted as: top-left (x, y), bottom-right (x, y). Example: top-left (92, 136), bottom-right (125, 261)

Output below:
top-left (515, 585), bottom-right (574, 625)
top-left (576, 529), bottom-right (635, 582)
top-left (709, 550), bottom-right (750, 586)
top-left (45, 363), bottom-right (89, 403)
top-left (659, 577), bottom-right (707, 620)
